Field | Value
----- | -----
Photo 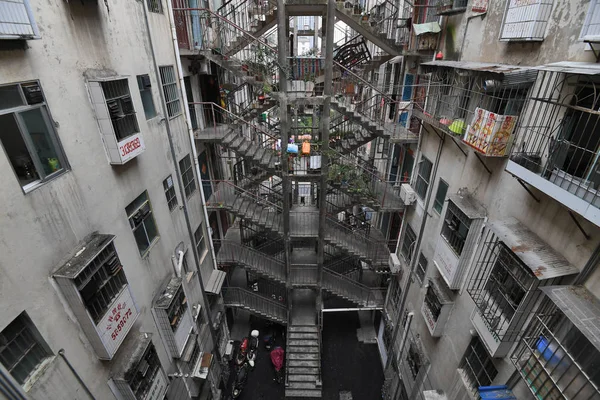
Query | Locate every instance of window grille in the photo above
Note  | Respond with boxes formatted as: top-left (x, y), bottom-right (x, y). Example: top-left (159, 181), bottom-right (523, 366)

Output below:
top-left (441, 201), bottom-right (471, 256)
top-left (0, 313), bottom-right (50, 385)
top-left (146, 0), bottom-right (162, 13)
top-left (137, 75), bottom-right (157, 120)
top-left (75, 241), bottom-right (127, 323)
top-left (581, 0), bottom-right (600, 40)
top-left (128, 343), bottom-right (161, 400)
top-left (415, 156), bottom-right (432, 200)
top-left (499, 0), bottom-right (553, 41)
top-left (400, 224), bottom-right (416, 263)
top-left (424, 285), bottom-right (442, 323)
top-left (415, 253), bottom-right (428, 284)
top-left (163, 175), bottom-right (178, 211)
top-left (126, 191), bottom-right (159, 255)
top-left (433, 179), bottom-right (448, 214)
top-left (511, 297), bottom-right (600, 400)
top-left (188, 340), bottom-right (201, 369)
top-left (0, 82), bottom-right (68, 191)
top-left (194, 223), bottom-right (206, 258)
top-left (101, 79), bottom-right (139, 141)
top-left (179, 155), bottom-right (196, 198)
top-left (0, 0), bottom-right (39, 39)
top-left (459, 337), bottom-right (498, 394)
top-left (159, 66), bottom-right (181, 118)
top-left (166, 286), bottom-right (188, 332)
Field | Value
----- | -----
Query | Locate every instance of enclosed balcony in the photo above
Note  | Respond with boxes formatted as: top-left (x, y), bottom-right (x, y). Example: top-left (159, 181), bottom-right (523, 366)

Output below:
top-left (506, 62), bottom-right (600, 226)
top-left (511, 286), bottom-right (600, 400)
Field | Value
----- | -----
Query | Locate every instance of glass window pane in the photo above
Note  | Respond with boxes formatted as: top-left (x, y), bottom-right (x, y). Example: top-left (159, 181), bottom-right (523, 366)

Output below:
top-left (144, 215), bottom-right (158, 244)
top-left (433, 179), bottom-right (448, 213)
top-left (0, 85), bottom-right (24, 110)
top-left (0, 113), bottom-right (40, 187)
top-left (20, 108), bottom-right (63, 176)
top-left (133, 225), bottom-right (150, 252)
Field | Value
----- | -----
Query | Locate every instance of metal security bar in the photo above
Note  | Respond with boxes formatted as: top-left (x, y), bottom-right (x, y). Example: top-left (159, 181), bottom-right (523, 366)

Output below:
top-left (510, 71), bottom-right (600, 211)
top-left (159, 66), bottom-right (181, 118)
top-left (511, 297), bottom-right (600, 400)
top-left (459, 337), bottom-right (498, 396)
top-left (101, 79), bottom-right (139, 141)
top-left (440, 201), bottom-right (471, 256)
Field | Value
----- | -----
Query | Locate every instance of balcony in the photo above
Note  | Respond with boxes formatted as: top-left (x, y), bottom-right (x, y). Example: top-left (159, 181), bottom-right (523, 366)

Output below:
top-left (511, 286), bottom-right (600, 400)
top-left (507, 63), bottom-right (600, 226)
top-left (467, 218), bottom-right (578, 358)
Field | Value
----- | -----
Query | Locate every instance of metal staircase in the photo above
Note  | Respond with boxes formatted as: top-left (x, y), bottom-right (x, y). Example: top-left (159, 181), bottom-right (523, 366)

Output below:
top-left (286, 325), bottom-right (323, 398)
top-left (222, 287), bottom-right (287, 324)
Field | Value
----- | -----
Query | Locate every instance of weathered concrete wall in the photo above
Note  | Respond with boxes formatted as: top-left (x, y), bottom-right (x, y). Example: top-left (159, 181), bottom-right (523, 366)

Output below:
top-left (0, 0), bottom-right (215, 398)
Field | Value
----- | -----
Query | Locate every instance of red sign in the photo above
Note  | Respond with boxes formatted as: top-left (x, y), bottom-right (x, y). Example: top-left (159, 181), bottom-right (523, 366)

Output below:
top-left (119, 137), bottom-right (141, 157)
top-left (106, 302), bottom-right (134, 341)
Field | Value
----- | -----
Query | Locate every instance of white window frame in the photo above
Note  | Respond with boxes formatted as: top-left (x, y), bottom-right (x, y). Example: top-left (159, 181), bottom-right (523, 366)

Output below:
top-left (499, 0), bottom-right (553, 42)
top-left (0, 0), bottom-right (40, 40)
top-left (159, 66), bottom-right (181, 118)
top-left (126, 191), bottom-right (160, 256)
top-left (137, 74), bottom-right (157, 120)
top-left (415, 253), bottom-right (428, 284)
top-left (194, 223), bottom-right (207, 260)
top-left (163, 175), bottom-right (178, 211)
top-left (414, 156), bottom-right (432, 200)
top-left (179, 154), bottom-right (196, 198)
top-left (0, 81), bottom-right (69, 193)
top-left (580, 0), bottom-right (600, 41)
top-left (432, 178), bottom-right (448, 214)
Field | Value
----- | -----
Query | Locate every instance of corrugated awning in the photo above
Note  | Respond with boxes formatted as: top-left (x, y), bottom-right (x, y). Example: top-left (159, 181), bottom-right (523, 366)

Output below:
top-left (413, 22), bottom-right (441, 36)
top-left (205, 270), bottom-right (226, 294)
top-left (448, 192), bottom-right (487, 220)
top-left (488, 217), bottom-right (579, 280)
top-left (541, 286), bottom-right (600, 352)
top-left (533, 61), bottom-right (600, 75)
top-left (421, 60), bottom-right (531, 75)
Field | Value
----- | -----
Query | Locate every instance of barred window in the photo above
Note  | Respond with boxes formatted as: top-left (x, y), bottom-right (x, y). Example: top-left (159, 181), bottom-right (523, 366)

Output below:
top-left (179, 155), bottom-right (196, 198)
top-left (128, 343), bottom-right (161, 399)
top-left (101, 79), bottom-right (140, 141)
top-left (0, 313), bottom-right (51, 386)
top-left (415, 253), bottom-right (428, 284)
top-left (441, 201), bottom-right (471, 256)
top-left (424, 285), bottom-right (442, 323)
top-left (400, 224), bottom-right (416, 263)
top-left (459, 337), bottom-right (498, 393)
top-left (126, 191), bottom-right (159, 255)
top-left (406, 341), bottom-right (423, 379)
top-left (433, 179), bottom-right (448, 214)
top-left (194, 223), bottom-right (206, 258)
top-left (159, 66), bottom-right (181, 118)
top-left (163, 175), bottom-right (178, 211)
top-left (414, 156), bottom-right (432, 200)
top-left (146, 0), bottom-right (162, 13)
top-left (167, 286), bottom-right (188, 332)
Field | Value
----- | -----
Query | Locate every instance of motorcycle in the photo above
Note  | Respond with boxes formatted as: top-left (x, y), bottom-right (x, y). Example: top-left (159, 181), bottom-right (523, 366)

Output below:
top-left (270, 346), bottom-right (285, 384)
top-left (247, 330), bottom-right (259, 367)
top-left (231, 363), bottom-right (249, 398)
top-left (235, 338), bottom-right (249, 367)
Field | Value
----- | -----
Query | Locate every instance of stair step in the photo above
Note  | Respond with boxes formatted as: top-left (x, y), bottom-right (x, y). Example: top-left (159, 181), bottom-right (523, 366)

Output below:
top-left (288, 374), bottom-right (319, 383)
top-left (287, 367), bottom-right (319, 375)
top-left (285, 389), bottom-right (322, 398)
top-left (287, 381), bottom-right (319, 389)
top-left (288, 353), bottom-right (319, 360)
top-left (287, 339), bottom-right (318, 346)
top-left (288, 346), bottom-right (319, 353)
top-left (289, 326), bottom-right (319, 333)
top-left (289, 332), bottom-right (319, 340)
top-left (288, 359), bottom-right (319, 367)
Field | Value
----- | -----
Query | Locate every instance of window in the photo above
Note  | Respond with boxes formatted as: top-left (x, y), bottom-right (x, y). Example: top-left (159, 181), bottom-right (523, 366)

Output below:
top-left (414, 156), bottom-right (432, 200)
top-left (459, 337), bottom-right (498, 393)
top-left (167, 286), bottom-right (188, 332)
top-left (424, 285), bottom-right (442, 324)
top-left (406, 341), bottom-right (423, 380)
top-left (0, 82), bottom-right (68, 191)
top-left (75, 241), bottom-right (127, 323)
top-left (441, 201), bottom-right (471, 256)
top-left (159, 66), bottom-right (181, 118)
top-left (581, 0), bottom-right (600, 40)
top-left (179, 155), bottom-right (196, 198)
top-left (499, 0), bottom-right (553, 41)
top-left (415, 253), bottom-right (428, 284)
top-left (128, 343), bottom-right (161, 400)
top-left (126, 191), bottom-right (159, 255)
top-left (101, 79), bottom-right (140, 141)
top-left (194, 223), bottom-right (206, 258)
top-left (137, 75), bottom-right (157, 120)
top-left (163, 175), bottom-right (178, 211)
top-left (400, 224), bottom-right (416, 263)
top-left (432, 179), bottom-right (448, 214)
top-left (0, 0), bottom-right (39, 39)
top-left (0, 313), bottom-right (50, 386)
top-left (146, 0), bottom-right (162, 13)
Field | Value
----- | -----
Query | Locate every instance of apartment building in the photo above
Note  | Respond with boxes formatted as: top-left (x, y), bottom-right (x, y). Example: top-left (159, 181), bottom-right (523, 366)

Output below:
top-left (0, 0), bottom-right (226, 399)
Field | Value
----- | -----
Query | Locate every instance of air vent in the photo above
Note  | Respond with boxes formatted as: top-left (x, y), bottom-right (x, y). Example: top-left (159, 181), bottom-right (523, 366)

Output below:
top-left (21, 82), bottom-right (43, 105)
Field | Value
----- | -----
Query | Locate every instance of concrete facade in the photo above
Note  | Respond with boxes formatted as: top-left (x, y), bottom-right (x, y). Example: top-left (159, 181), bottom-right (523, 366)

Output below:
top-left (0, 0), bottom-right (221, 398)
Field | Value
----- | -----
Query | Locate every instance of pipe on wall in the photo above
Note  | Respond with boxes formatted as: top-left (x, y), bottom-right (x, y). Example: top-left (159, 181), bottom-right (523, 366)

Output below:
top-left (58, 349), bottom-right (95, 400)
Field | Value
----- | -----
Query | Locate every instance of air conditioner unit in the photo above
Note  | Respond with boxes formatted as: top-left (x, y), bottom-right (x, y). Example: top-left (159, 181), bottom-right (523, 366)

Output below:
top-left (400, 183), bottom-right (416, 205)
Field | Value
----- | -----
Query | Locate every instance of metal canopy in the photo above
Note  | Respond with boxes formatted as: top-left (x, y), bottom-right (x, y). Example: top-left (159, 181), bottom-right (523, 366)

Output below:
top-left (421, 60), bottom-right (531, 75)
top-left (533, 61), bottom-right (600, 75)
top-left (488, 217), bottom-right (579, 280)
top-left (541, 286), bottom-right (600, 352)
top-left (205, 269), bottom-right (227, 294)
top-left (53, 233), bottom-right (115, 279)
top-left (448, 192), bottom-right (487, 220)
top-left (110, 332), bottom-right (153, 380)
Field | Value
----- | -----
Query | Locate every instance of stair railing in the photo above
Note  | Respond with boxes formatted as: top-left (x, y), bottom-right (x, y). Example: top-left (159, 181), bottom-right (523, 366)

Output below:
top-left (222, 287), bottom-right (287, 322)
top-left (289, 264), bottom-right (319, 286)
top-left (323, 268), bottom-right (386, 307)
top-left (216, 240), bottom-right (286, 282)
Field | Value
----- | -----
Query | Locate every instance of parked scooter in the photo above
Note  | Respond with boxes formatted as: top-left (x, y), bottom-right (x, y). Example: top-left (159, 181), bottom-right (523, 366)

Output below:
top-left (270, 346), bottom-right (285, 384)
top-left (231, 363), bottom-right (249, 398)
top-left (235, 338), bottom-right (249, 367)
top-left (247, 330), bottom-right (259, 367)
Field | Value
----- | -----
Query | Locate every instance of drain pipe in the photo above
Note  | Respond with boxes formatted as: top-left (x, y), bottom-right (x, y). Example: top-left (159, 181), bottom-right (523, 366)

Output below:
top-left (384, 132), bottom-right (444, 372)
top-left (141, 0), bottom-right (222, 366)
top-left (58, 349), bottom-right (95, 400)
